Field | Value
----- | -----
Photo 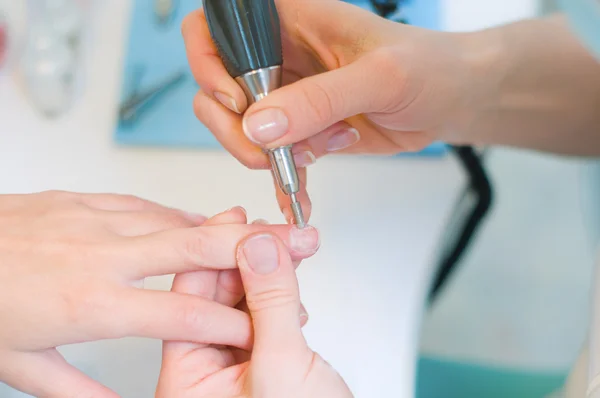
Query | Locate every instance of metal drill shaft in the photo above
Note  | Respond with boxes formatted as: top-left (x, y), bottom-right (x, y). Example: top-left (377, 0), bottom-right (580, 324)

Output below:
top-left (267, 146), bottom-right (306, 228)
top-left (234, 66), bottom-right (305, 227)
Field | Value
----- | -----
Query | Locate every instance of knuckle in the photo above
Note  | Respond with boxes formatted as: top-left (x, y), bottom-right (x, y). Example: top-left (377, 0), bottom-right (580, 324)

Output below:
top-left (181, 230), bottom-right (211, 267)
top-left (299, 79), bottom-right (336, 128)
top-left (60, 282), bottom-right (116, 330)
top-left (246, 287), bottom-right (296, 313)
top-left (177, 300), bottom-right (210, 332)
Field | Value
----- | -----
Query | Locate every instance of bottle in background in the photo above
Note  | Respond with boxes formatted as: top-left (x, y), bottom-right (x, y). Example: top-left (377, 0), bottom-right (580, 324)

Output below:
top-left (20, 0), bottom-right (87, 118)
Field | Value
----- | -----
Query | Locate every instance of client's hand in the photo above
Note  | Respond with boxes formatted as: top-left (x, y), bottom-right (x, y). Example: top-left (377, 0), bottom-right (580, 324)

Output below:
top-left (156, 227), bottom-right (352, 398)
top-left (0, 191), bottom-right (320, 397)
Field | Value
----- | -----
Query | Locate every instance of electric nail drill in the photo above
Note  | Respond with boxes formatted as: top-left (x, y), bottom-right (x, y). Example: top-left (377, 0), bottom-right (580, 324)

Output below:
top-left (204, 0), bottom-right (306, 228)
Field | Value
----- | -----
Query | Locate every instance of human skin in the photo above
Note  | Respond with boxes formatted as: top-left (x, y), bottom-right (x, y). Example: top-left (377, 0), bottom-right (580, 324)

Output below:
top-left (0, 191), bottom-right (319, 397)
top-left (156, 217), bottom-right (352, 398)
top-left (182, 1), bottom-right (600, 220)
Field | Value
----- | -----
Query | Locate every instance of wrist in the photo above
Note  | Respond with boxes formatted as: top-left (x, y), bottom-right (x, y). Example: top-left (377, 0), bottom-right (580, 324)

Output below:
top-left (444, 27), bottom-right (510, 144)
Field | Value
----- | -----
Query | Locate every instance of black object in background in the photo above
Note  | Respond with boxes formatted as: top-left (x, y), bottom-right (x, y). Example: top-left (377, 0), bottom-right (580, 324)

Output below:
top-left (429, 146), bottom-right (493, 303)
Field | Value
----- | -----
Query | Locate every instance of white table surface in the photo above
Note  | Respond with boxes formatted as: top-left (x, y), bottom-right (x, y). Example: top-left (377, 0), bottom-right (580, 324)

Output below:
top-left (0, 1), bottom-right (536, 396)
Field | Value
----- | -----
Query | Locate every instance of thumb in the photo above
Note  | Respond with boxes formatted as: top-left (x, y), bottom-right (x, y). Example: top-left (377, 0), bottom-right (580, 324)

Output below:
top-left (241, 53), bottom-right (394, 148)
top-left (237, 232), bottom-right (308, 353)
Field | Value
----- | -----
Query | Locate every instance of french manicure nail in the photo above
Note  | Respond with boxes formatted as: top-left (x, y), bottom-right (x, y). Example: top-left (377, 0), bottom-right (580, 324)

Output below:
top-left (293, 151), bottom-right (316, 168)
top-left (214, 91), bottom-right (240, 114)
top-left (243, 234), bottom-right (279, 274)
top-left (243, 108), bottom-right (289, 144)
top-left (289, 226), bottom-right (320, 254)
top-left (327, 128), bottom-right (361, 152)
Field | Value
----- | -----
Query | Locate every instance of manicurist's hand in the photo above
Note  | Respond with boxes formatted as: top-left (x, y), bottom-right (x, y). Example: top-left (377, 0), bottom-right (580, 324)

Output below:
top-left (0, 191), bottom-right (320, 397)
top-left (182, 0), bottom-right (478, 220)
top-left (157, 229), bottom-right (351, 398)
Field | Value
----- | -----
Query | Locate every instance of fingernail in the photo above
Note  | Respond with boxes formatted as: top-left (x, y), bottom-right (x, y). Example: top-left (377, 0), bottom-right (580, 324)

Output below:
top-left (214, 92), bottom-right (240, 114)
top-left (293, 151), bottom-right (316, 168)
top-left (252, 218), bottom-right (270, 225)
top-left (326, 128), bottom-right (360, 152)
top-left (299, 303), bottom-right (309, 324)
top-left (242, 234), bottom-right (280, 275)
top-left (243, 108), bottom-right (289, 144)
top-left (289, 226), bottom-right (320, 254)
top-left (227, 206), bottom-right (247, 216)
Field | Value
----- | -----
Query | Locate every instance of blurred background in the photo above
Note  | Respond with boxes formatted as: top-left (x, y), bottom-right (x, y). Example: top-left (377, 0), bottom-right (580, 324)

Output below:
top-left (1, 0), bottom-right (599, 397)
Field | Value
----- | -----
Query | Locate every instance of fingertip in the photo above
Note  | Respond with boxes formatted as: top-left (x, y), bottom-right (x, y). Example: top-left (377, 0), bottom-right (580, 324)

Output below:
top-left (204, 206), bottom-right (248, 226)
top-left (225, 206), bottom-right (248, 223)
top-left (180, 10), bottom-right (200, 39)
top-left (214, 91), bottom-right (242, 114)
top-left (288, 225), bottom-right (321, 256)
top-left (228, 206), bottom-right (247, 217)
top-left (182, 9), bottom-right (248, 112)
top-left (293, 151), bottom-right (317, 168)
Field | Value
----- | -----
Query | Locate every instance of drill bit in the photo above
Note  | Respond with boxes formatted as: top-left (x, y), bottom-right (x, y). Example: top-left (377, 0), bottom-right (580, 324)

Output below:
top-left (289, 193), bottom-right (306, 229)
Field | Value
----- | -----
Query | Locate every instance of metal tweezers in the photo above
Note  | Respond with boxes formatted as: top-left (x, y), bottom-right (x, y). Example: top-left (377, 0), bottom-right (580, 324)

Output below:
top-left (118, 67), bottom-right (186, 125)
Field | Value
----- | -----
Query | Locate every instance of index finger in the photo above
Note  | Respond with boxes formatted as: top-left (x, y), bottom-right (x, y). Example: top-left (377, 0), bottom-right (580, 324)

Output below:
top-left (181, 9), bottom-right (248, 113)
top-left (116, 224), bottom-right (321, 280)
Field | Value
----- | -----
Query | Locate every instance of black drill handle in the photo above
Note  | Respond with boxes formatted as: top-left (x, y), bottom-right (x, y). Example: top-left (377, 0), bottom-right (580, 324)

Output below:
top-left (203, 0), bottom-right (283, 78)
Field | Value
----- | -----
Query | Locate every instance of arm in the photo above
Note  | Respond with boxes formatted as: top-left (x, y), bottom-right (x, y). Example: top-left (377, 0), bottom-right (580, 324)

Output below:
top-left (457, 14), bottom-right (600, 155)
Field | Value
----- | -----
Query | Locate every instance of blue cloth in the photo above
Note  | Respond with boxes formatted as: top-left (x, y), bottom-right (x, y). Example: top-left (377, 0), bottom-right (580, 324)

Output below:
top-left (559, 0), bottom-right (600, 60)
top-left (114, 0), bottom-right (446, 156)
top-left (416, 356), bottom-right (566, 398)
